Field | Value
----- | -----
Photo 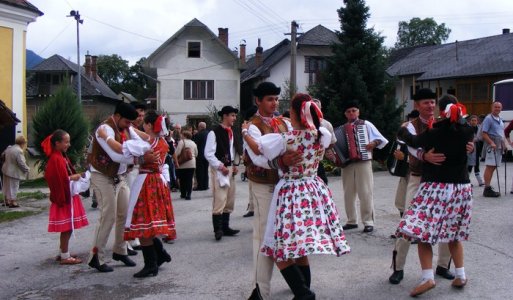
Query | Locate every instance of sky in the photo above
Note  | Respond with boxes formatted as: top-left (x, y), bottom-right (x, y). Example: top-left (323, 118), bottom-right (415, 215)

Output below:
top-left (25, 0), bottom-right (513, 66)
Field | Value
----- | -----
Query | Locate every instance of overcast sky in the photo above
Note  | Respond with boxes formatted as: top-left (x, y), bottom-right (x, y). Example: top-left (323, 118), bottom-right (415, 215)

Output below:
top-left (26, 0), bottom-right (513, 65)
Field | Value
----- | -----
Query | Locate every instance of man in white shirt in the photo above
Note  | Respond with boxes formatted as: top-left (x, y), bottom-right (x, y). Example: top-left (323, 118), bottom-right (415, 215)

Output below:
top-left (340, 101), bottom-right (388, 233)
top-left (87, 102), bottom-right (156, 272)
top-left (204, 106), bottom-right (240, 241)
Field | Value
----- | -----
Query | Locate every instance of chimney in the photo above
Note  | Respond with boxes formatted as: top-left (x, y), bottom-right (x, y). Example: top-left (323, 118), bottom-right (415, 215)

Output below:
top-left (255, 38), bottom-right (263, 67)
top-left (218, 28), bottom-right (228, 47)
top-left (503, 28), bottom-right (510, 34)
top-left (91, 55), bottom-right (98, 80)
top-left (240, 41), bottom-right (246, 65)
top-left (84, 53), bottom-right (91, 78)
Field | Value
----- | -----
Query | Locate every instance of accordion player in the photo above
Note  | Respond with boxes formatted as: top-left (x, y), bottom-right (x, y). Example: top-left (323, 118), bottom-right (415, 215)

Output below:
top-left (333, 120), bottom-right (374, 167)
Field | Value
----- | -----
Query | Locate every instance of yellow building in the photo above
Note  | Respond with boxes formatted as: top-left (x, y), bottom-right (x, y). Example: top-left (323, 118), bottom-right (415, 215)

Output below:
top-left (0, 0), bottom-right (42, 140)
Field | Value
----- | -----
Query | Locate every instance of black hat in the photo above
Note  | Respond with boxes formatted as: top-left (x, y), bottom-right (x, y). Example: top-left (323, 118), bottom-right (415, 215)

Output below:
top-left (343, 101), bottom-right (359, 112)
top-left (114, 102), bottom-right (138, 120)
top-left (413, 88), bottom-right (436, 101)
top-left (253, 82), bottom-right (281, 98)
top-left (217, 106), bottom-right (239, 117)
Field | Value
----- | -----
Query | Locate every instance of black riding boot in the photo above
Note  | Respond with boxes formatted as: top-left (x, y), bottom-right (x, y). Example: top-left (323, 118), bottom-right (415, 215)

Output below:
top-left (212, 215), bottom-right (223, 240)
top-left (153, 238), bottom-right (171, 266)
top-left (280, 265), bottom-right (315, 300)
top-left (222, 212), bottom-right (240, 236)
top-left (297, 265), bottom-right (311, 288)
top-left (133, 245), bottom-right (159, 278)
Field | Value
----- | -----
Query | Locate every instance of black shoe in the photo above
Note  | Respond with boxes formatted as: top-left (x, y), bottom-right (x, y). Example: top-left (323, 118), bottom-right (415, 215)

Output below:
top-left (243, 211), bottom-right (254, 218)
top-left (222, 213), bottom-right (240, 236)
top-left (213, 215), bottom-right (223, 241)
top-left (248, 284), bottom-right (264, 300)
top-left (127, 247), bottom-right (138, 256)
top-left (112, 253), bottom-right (136, 267)
top-left (185, 196), bottom-right (191, 200)
top-left (390, 234), bottom-right (397, 239)
top-left (180, 194), bottom-right (185, 199)
top-left (132, 245), bottom-right (143, 251)
top-left (342, 224), bottom-right (358, 230)
top-left (91, 201), bottom-right (98, 209)
top-left (389, 270), bottom-right (404, 284)
top-left (483, 186), bottom-right (500, 197)
top-left (363, 226), bottom-right (374, 233)
top-left (436, 266), bottom-right (455, 280)
top-left (134, 246), bottom-right (159, 278)
top-left (88, 254), bottom-right (113, 272)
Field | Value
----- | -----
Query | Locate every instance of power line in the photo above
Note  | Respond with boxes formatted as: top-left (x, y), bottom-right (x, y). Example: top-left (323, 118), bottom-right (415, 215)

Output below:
top-left (231, 0), bottom-right (284, 37)
top-left (83, 15), bottom-right (165, 43)
top-left (248, 0), bottom-right (288, 27)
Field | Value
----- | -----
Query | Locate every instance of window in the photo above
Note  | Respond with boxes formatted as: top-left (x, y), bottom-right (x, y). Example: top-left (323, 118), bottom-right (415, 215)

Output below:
top-left (304, 56), bottom-right (327, 73)
top-left (52, 74), bottom-right (61, 85)
top-left (184, 80), bottom-right (214, 100)
top-left (187, 41), bottom-right (201, 58)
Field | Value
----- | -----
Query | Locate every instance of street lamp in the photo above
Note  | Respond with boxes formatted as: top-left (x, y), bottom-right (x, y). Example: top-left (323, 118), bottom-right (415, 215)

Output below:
top-left (67, 10), bottom-right (83, 103)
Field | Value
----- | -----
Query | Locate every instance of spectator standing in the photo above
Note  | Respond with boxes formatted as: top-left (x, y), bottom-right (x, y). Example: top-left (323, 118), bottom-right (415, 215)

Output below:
top-left (1, 136), bottom-right (29, 208)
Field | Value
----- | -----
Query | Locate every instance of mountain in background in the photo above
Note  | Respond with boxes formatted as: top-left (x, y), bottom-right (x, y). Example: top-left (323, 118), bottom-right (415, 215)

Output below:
top-left (27, 49), bottom-right (44, 69)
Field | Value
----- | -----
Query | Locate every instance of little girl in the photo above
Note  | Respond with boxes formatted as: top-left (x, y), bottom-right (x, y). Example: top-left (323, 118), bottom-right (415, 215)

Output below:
top-left (242, 93), bottom-right (350, 299)
top-left (42, 129), bottom-right (89, 265)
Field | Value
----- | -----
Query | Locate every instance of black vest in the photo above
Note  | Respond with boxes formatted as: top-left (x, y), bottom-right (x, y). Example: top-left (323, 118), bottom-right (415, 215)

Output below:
top-left (213, 125), bottom-right (232, 166)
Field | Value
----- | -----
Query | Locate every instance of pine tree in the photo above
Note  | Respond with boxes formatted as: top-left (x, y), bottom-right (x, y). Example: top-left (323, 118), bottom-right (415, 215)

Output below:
top-left (32, 82), bottom-right (89, 171)
top-left (311, 0), bottom-right (402, 146)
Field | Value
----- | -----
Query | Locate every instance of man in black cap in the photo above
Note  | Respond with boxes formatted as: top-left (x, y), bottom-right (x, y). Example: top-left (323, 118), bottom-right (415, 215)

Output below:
top-left (340, 101), bottom-right (388, 234)
top-left (243, 82), bottom-right (300, 300)
top-left (204, 105), bottom-right (241, 241)
top-left (87, 102), bottom-right (156, 272)
top-left (192, 121), bottom-right (210, 191)
top-left (388, 88), bottom-right (454, 285)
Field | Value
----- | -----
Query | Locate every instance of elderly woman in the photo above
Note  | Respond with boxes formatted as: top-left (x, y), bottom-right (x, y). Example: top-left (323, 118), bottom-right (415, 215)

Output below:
top-left (175, 129), bottom-right (198, 200)
top-left (1, 136), bottom-right (30, 208)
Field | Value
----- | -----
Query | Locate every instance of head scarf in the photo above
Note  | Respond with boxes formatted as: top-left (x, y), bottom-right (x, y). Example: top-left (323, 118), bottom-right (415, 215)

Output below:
top-left (153, 115), bottom-right (169, 137)
top-left (441, 103), bottom-right (467, 123)
top-left (41, 134), bottom-right (54, 157)
top-left (300, 100), bottom-right (323, 129)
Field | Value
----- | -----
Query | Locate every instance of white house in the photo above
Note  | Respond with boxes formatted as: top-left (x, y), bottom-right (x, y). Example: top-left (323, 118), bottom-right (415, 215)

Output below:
top-left (240, 25), bottom-right (338, 113)
top-left (146, 18), bottom-right (242, 126)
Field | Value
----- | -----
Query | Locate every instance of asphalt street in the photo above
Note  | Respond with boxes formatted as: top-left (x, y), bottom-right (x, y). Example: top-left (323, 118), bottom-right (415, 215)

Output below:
top-left (1, 166), bottom-right (512, 300)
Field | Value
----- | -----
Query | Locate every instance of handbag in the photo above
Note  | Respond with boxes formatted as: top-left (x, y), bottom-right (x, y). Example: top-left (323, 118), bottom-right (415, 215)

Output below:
top-left (177, 140), bottom-right (193, 164)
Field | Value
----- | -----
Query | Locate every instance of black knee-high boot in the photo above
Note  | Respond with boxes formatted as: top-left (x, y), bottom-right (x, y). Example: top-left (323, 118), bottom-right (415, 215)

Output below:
top-left (280, 265), bottom-right (315, 300)
top-left (153, 238), bottom-right (171, 266)
top-left (222, 213), bottom-right (240, 236)
top-left (297, 265), bottom-right (311, 288)
top-left (212, 215), bottom-right (223, 240)
top-left (133, 245), bottom-right (159, 278)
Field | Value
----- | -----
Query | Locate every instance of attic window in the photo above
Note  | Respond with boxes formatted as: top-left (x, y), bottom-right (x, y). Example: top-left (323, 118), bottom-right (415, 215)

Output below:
top-left (188, 41), bottom-right (201, 58)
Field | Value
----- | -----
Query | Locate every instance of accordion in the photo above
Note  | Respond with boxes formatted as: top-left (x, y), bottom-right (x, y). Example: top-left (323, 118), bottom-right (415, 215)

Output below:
top-left (386, 140), bottom-right (409, 177)
top-left (333, 121), bottom-right (371, 168)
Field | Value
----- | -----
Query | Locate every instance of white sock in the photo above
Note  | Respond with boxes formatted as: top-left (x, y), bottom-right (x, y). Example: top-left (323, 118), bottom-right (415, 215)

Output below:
top-left (455, 267), bottom-right (466, 279)
top-left (61, 252), bottom-right (70, 259)
top-left (421, 269), bottom-right (434, 283)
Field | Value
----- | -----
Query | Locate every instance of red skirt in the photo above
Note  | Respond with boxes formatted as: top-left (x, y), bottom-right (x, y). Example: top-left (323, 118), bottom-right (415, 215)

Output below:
top-left (48, 195), bottom-right (89, 232)
top-left (124, 174), bottom-right (176, 240)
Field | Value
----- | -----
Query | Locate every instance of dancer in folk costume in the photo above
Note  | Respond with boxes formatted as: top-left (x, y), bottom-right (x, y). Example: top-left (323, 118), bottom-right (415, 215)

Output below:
top-left (97, 110), bottom-right (175, 278)
top-left (43, 129), bottom-right (89, 265)
top-left (243, 93), bottom-right (350, 300)
top-left (396, 97), bottom-right (474, 297)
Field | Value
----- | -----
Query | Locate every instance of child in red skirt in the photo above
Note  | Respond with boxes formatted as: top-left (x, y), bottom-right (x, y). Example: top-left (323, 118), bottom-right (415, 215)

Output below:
top-left (42, 129), bottom-right (89, 265)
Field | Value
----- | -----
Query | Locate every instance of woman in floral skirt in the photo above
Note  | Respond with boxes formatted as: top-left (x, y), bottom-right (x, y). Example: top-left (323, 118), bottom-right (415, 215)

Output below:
top-left (243, 93), bottom-right (350, 299)
top-left (396, 95), bottom-right (474, 297)
top-left (43, 129), bottom-right (89, 265)
top-left (98, 110), bottom-right (175, 278)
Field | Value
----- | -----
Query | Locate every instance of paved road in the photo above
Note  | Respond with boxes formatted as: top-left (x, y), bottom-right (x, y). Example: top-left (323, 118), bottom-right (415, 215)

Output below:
top-left (1, 167), bottom-right (512, 300)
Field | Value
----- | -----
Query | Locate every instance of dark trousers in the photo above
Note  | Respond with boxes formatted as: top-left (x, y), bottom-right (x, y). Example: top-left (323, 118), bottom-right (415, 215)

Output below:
top-left (176, 168), bottom-right (195, 197)
top-left (195, 159), bottom-right (209, 190)
top-left (317, 162), bottom-right (328, 184)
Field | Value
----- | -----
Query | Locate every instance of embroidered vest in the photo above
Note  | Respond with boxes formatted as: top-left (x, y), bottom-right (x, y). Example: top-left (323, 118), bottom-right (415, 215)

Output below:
top-left (408, 118), bottom-right (429, 175)
top-left (90, 117), bottom-right (126, 177)
top-left (245, 116), bottom-right (288, 184)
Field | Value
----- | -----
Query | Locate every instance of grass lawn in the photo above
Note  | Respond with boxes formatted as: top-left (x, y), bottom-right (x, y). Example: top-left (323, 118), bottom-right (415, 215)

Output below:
top-left (0, 190), bottom-right (46, 202)
top-left (0, 210), bottom-right (40, 223)
top-left (20, 177), bottom-right (48, 188)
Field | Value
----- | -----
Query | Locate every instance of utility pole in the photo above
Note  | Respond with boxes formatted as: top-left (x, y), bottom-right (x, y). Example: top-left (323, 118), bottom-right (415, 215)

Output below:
top-left (289, 21), bottom-right (298, 99)
top-left (67, 10), bottom-right (83, 103)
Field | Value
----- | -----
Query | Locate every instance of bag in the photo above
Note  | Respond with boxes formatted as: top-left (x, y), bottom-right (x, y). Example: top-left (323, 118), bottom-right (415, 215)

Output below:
top-left (386, 140), bottom-right (409, 177)
top-left (177, 140), bottom-right (193, 164)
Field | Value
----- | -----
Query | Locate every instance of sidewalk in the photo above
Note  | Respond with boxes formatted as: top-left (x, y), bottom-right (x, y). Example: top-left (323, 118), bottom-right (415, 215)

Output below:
top-left (0, 167), bottom-right (512, 299)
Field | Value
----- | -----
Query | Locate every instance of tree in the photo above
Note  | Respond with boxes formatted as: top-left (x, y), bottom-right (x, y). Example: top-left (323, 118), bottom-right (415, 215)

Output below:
top-left (96, 54), bottom-right (130, 93)
top-left (123, 57), bottom-right (157, 101)
top-left (32, 82), bottom-right (89, 171)
top-left (395, 17), bottom-right (451, 48)
top-left (310, 0), bottom-right (402, 146)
